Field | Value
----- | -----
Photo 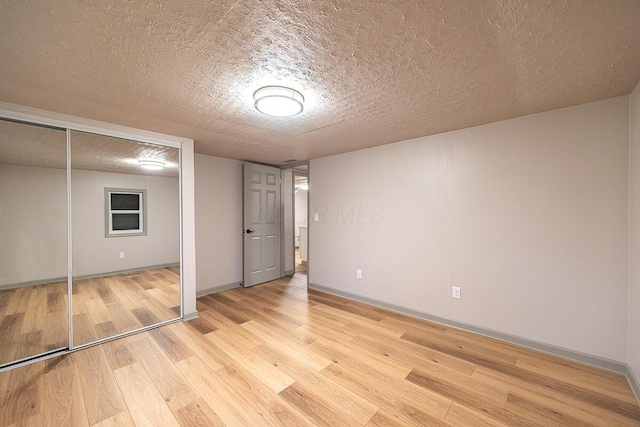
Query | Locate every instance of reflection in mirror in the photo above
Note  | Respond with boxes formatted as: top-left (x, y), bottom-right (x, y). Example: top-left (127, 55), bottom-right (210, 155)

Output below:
top-left (0, 119), bottom-right (68, 367)
top-left (70, 130), bottom-right (180, 347)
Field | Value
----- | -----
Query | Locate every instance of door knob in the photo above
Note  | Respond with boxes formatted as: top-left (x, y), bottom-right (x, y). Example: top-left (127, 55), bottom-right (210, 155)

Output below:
top-left (246, 229), bottom-right (255, 234)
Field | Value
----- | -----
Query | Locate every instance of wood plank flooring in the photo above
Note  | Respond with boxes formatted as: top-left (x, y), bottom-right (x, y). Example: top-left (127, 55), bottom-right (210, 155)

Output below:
top-left (295, 247), bottom-right (307, 274)
top-left (0, 267), bottom-right (180, 366)
top-left (0, 272), bottom-right (638, 426)
top-left (73, 267), bottom-right (180, 347)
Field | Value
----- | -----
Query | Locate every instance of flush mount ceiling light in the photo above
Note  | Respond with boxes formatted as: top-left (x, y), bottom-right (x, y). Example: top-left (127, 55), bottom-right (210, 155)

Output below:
top-left (138, 159), bottom-right (165, 170)
top-left (254, 86), bottom-right (304, 117)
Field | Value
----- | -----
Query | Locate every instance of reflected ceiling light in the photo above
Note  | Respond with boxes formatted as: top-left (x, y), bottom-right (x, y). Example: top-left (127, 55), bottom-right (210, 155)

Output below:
top-left (138, 159), bottom-right (165, 170)
top-left (254, 86), bottom-right (304, 117)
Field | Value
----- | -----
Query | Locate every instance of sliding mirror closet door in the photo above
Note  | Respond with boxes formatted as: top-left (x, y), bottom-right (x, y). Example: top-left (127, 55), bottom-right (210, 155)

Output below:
top-left (70, 131), bottom-right (181, 347)
top-left (0, 119), bottom-right (69, 367)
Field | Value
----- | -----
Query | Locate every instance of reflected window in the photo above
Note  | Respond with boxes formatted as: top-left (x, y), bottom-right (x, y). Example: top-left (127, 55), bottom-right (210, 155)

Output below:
top-left (105, 188), bottom-right (146, 236)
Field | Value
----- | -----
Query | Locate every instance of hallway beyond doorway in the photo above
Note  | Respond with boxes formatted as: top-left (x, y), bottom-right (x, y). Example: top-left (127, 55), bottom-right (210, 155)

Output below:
top-left (295, 247), bottom-right (307, 275)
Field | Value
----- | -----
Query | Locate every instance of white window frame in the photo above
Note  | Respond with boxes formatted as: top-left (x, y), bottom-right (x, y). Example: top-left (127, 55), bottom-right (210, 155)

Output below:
top-left (105, 188), bottom-right (147, 237)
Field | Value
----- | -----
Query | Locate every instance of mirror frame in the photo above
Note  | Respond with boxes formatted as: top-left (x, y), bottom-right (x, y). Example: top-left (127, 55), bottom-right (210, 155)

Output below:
top-left (0, 103), bottom-right (193, 371)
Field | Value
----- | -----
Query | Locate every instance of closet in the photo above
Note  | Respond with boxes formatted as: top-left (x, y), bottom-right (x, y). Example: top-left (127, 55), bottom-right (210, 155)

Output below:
top-left (0, 117), bottom-right (182, 369)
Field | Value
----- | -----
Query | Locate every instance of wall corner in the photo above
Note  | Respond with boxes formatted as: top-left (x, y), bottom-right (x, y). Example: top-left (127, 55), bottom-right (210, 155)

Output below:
top-left (181, 139), bottom-right (198, 319)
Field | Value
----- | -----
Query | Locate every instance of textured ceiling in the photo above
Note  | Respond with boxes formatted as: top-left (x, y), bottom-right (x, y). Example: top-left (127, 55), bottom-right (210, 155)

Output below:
top-left (0, 0), bottom-right (639, 165)
top-left (0, 119), bottom-right (179, 177)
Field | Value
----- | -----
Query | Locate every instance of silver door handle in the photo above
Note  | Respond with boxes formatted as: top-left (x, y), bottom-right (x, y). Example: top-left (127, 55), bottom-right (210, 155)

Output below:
top-left (246, 229), bottom-right (255, 234)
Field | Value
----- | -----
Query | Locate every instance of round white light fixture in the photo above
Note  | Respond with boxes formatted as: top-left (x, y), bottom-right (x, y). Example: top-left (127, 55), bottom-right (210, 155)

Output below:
top-left (254, 86), bottom-right (304, 117)
top-left (138, 159), bottom-right (165, 170)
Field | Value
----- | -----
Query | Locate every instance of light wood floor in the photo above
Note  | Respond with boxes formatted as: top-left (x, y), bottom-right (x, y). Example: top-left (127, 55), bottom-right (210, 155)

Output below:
top-left (0, 273), bottom-right (638, 426)
top-left (72, 266), bottom-right (180, 347)
top-left (0, 267), bottom-right (180, 367)
top-left (295, 247), bottom-right (307, 274)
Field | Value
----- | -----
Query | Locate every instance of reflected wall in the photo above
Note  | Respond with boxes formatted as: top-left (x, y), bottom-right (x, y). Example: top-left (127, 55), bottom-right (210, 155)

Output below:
top-left (70, 131), bottom-right (181, 346)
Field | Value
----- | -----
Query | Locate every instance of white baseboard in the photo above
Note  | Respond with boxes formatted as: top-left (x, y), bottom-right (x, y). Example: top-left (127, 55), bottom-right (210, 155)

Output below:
top-left (0, 276), bottom-right (67, 291)
top-left (627, 365), bottom-right (640, 405)
top-left (182, 311), bottom-right (199, 321)
top-left (0, 263), bottom-right (180, 291)
top-left (309, 282), bottom-right (630, 375)
top-left (196, 281), bottom-right (241, 297)
top-left (75, 263), bottom-right (180, 281)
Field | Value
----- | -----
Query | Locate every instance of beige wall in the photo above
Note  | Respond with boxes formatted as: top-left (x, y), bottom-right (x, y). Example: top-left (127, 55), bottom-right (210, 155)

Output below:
top-left (310, 96), bottom-right (629, 362)
top-left (295, 185), bottom-right (308, 242)
top-left (0, 165), bottom-right (179, 284)
top-left (71, 169), bottom-right (180, 277)
top-left (629, 82), bottom-right (640, 380)
top-left (194, 154), bottom-right (243, 293)
top-left (0, 164), bottom-right (67, 285)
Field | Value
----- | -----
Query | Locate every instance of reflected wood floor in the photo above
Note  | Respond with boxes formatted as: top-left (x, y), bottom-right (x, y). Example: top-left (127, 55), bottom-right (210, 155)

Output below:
top-left (0, 267), bottom-right (180, 366)
top-left (72, 266), bottom-right (181, 347)
top-left (0, 280), bottom-right (68, 367)
top-left (295, 247), bottom-right (307, 274)
top-left (1, 274), bottom-right (639, 426)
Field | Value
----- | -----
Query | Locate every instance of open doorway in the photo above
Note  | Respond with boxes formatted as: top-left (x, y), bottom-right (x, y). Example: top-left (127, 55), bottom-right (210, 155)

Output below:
top-left (281, 163), bottom-right (308, 283)
top-left (294, 174), bottom-right (308, 275)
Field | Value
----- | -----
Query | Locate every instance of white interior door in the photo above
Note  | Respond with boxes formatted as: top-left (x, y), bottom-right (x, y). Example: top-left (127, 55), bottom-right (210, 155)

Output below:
top-left (243, 162), bottom-right (282, 287)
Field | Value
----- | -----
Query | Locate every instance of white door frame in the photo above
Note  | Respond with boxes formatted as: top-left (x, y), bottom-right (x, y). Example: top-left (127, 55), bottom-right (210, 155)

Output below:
top-left (279, 161), bottom-right (310, 288)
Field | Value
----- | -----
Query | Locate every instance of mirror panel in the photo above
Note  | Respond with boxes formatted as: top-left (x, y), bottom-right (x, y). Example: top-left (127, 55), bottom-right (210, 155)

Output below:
top-left (0, 119), bottom-right (69, 367)
top-left (70, 130), bottom-right (181, 347)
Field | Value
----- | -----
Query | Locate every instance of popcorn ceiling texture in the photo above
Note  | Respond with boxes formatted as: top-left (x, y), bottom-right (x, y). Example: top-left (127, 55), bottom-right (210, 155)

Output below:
top-left (0, 120), bottom-right (179, 177)
top-left (68, 131), bottom-right (179, 177)
top-left (0, 0), bottom-right (639, 164)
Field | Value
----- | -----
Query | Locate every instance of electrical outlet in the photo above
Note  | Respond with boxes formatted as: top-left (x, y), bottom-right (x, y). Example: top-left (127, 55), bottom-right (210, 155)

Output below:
top-left (314, 213), bottom-right (319, 222)
top-left (119, 252), bottom-right (125, 259)
top-left (452, 286), bottom-right (461, 299)
top-left (356, 269), bottom-right (362, 279)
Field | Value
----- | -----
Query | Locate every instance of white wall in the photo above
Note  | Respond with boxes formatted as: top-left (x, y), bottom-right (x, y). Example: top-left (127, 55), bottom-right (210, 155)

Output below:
top-left (0, 165), bottom-right (179, 284)
top-left (194, 154), bottom-right (243, 294)
top-left (71, 169), bottom-right (180, 277)
top-left (295, 185), bottom-right (308, 243)
top-left (0, 164), bottom-right (67, 285)
top-left (283, 169), bottom-right (294, 273)
top-left (179, 138), bottom-right (197, 319)
top-left (629, 82), bottom-right (640, 381)
top-left (310, 96), bottom-right (629, 362)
